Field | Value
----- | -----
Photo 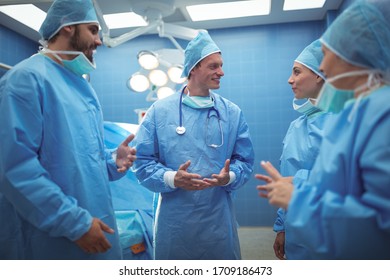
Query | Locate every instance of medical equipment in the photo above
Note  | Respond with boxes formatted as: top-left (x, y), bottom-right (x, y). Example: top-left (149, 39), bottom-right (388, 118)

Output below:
top-left (176, 86), bottom-right (223, 148)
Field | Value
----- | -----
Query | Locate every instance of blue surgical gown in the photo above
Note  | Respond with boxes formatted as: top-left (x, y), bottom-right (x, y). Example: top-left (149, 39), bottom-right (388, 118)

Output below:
top-left (0, 54), bottom-right (124, 259)
top-left (274, 111), bottom-right (330, 259)
top-left (286, 85), bottom-right (390, 259)
top-left (133, 91), bottom-right (254, 260)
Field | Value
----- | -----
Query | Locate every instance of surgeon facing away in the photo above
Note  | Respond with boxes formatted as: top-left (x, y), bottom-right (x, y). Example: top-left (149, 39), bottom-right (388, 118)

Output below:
top-left (257, 39), bottom-right (332, 260)
top-left (133, 31), bottom-right (254, 260)
top-left (0, 0), bottom-right (136, 259)
top-left (257, 0), bottom-right (390, 259)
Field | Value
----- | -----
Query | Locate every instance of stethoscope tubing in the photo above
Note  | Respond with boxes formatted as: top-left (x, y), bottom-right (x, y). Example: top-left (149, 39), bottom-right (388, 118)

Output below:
top-left (176, 86), bottom-right (222, 144)
top-left (176, 86), bottom-right (187, 135)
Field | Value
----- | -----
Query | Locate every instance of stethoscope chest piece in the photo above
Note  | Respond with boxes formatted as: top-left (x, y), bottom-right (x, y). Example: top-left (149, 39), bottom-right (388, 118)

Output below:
top-left (176, 126), bottom-right (186, 135)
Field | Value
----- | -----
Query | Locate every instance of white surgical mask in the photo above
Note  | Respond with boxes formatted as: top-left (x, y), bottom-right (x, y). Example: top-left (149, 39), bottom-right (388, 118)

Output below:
top-left (316, 70), bottom-right (381, 114)
top-left (293, 98), bottom-right (322, 116)
top-left (40, 48), bottom-right (96, 76)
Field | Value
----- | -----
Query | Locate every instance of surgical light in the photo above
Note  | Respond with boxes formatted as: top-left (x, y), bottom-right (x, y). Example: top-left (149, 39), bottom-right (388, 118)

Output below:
top-left (149, 69), bottom-right (168, 87)
top-left (128, 73), bottom-right (150, 92)
top-left (138, 51), bottom-right (159, 70)
top-left (168, 65), bottom-right (186, 84)
top-left (128, 49), bottom-right (186, 100)
top-left (92, 0), bottom-right (193, 101)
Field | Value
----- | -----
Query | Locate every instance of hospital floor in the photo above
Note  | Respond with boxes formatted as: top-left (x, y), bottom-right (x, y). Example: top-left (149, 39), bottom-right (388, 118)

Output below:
top-left (238, 227), bottom-right (278, 260)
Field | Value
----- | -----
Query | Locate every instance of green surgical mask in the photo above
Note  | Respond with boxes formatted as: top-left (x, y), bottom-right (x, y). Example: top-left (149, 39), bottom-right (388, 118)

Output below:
top-left (182, 91), bottom-right (214, 109)
top-left (316, 83), bottom-right (354, 113)
top-left (40, 48), bottom-right (96, 76)
top-left (316, 70), bottom-right (380, 113)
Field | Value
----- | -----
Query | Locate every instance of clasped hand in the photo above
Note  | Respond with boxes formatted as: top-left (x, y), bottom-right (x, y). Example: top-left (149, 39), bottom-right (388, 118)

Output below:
top-left (174, 159), bottom-right (231, 191)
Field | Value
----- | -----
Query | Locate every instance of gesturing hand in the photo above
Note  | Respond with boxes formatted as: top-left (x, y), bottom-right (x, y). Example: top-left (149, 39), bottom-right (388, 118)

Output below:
top-left (116, 134), bottom-right (137, 172)
top-left (203, 159), bottom-right (231, 186)
top-left (255, 161), bottom-right (293, 209)
top-left (174, 160), bottom-right (211, 191)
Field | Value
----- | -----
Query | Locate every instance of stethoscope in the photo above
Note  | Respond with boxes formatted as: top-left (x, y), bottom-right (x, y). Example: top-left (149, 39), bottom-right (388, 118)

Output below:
top-left (176, 86), bottom-right (224, 148)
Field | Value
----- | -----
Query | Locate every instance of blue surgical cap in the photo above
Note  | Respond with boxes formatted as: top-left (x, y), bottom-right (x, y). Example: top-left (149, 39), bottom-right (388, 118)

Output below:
top-left (39, 0), bottom-right (99, 41)
top-left (320, 0), bottom-right (390, 71)
top-left (182, 31), bottom-right (221, 78)
top-left (295, 39), bottom-right (325, 79)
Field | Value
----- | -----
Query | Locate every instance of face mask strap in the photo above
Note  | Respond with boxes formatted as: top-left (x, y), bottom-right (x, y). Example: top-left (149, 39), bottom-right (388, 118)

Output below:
top-left (347, 72), bottom-right (382, 122)
top-left (39, 48), bottom-right (63, 63)
top-left (328, 70), bottom-right (378, 83)
top-left (367, 72), bottom-right (382, 88)
top-left (40, 48), bottom-right (87, 59)
top-left (353, 71), bottom-right (382, 95)
top-left (38, 39), bottom-right (48, 49)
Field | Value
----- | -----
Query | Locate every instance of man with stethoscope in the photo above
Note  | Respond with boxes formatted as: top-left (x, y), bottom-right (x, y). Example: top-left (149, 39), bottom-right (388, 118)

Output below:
top-left (132, 31), bottom-right (254, 260)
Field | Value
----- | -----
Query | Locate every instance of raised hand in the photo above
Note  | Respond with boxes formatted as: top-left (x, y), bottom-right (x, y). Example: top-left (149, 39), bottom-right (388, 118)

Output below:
top-left (255, 161), bottom-right (293, 209)
top-left (116, 134), bottom-right (137, 172)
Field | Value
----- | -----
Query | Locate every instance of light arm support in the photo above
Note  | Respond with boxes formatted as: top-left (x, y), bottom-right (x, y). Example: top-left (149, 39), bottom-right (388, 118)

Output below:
top-left (158, 23), bottom-right (201, 52)
top-left (102, 21), bottom-right (161, 48)
top-left (92, 0), bottom-right (200, 49)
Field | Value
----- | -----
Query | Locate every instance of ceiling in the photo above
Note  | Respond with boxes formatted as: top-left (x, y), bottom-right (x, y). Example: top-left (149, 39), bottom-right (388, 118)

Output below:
top-left (0, 0), bottom-right (344, 43)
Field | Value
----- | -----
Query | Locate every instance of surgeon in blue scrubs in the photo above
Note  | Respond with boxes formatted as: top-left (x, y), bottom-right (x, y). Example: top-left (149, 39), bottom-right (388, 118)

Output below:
top-left (133, 31), bottom-right (254, 260)
top-left (0, 0), bottom-right (136, 259)
top-left (257, 0), bottom-right (390, 259)
top-left (257, 39), bottom-right (330, 260)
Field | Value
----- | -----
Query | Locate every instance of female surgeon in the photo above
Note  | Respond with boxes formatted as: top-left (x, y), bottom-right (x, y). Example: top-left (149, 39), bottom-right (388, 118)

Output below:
top-left (256, 0), bottom-right (390, 259)
top-left (256, 39), bottom-right (330, 260)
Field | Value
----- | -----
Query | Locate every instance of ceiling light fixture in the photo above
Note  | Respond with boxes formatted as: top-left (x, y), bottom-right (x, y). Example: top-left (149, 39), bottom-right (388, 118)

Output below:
top-left (186, 0), bottom-right (271, 22)
top-left (103, 12), bottom-right (147, 29)
top-left (283, 0), bottom-right (326, 11)
top-left (0, 4), bottom-right (46, 32)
